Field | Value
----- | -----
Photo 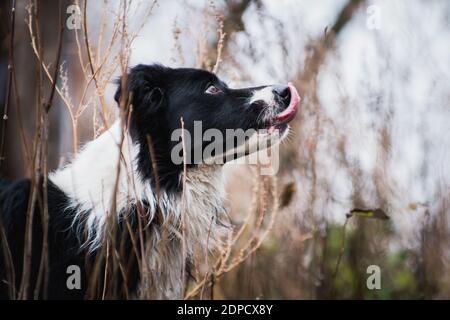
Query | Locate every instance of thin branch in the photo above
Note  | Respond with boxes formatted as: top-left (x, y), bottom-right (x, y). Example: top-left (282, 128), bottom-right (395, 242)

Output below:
top-left (83, 0), bottom-right (110, 128)
top-left (34, 0), bottom-right (65, 299)
top-left (180, 117), bottom-right (188, 296)
top-left (0, 0), bottom-right (17, 171)
top-left (44, 2), bottom-right (65, 113)
top-left (18, 0), bottom-right (44, 300)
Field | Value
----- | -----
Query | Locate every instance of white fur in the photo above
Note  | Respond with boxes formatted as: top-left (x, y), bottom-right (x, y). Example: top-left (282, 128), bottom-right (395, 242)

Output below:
top-left (49, 120), bottom-right (229, 298)
top-left (249, 86), bottom-right (276, 107)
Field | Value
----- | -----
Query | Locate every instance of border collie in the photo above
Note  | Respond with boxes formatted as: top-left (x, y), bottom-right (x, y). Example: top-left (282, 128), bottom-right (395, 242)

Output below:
top-left (0, 64), bottom-right (299, 299)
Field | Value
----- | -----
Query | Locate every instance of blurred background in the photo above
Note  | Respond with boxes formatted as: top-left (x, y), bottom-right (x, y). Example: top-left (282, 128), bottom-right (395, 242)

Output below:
top-left (1, 0), bottom-right (450, 299)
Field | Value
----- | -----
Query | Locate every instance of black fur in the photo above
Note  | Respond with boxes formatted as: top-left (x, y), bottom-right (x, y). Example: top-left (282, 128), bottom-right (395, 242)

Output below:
top-left (0, 178), bottom-right (86, 299)
top-left (0, 178), bottom-right (142, 299)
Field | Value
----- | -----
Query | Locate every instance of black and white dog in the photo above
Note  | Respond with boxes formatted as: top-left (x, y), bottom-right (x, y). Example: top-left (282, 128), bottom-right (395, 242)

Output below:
top-left (0, 64), bottom-right (299, 299)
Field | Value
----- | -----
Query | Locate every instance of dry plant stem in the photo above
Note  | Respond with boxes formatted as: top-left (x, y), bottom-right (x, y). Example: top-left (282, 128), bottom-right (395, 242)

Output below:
top-left (118, 0), bottom-right (153, 298)
top-left (34, 0), bottom-right (65, 299)
top-left (194, 8), bottom-right (209, 68)
top-left (112, 243), bottom-right (130, 299)
top-left (19, 0), bottom-right (45, 299)
top-left (0, 0), bottom-right (17, 170)
top-left (215, 173), bottom-right (267, 289)
top-left (83, 0), bottom-right (109, 128)
top-left (74, 0), bottom-right (88, 78)
top-left (83, 0), bottom-right (132, 298)
top-left (101, 1), bottom-right (131, 299)
top-left (101, 98), bottom-right (130, 298)
top-left (25, 18), bottom-right (72, 112)
top-left (102, 124), bottom-right (126, 300)
top-left (80, 9), bottom-right (120, 103)
top-left (97, 86), bottom-right (126, 299)
top-left (12, 64), bottom-right (31, 171)
top-left (234, 173), bottom-right (260, 240)
top-left (185, 175), bottom-right (281, 299)
top-left (200, 215), bottom-right (215, 299)
top-left (209, 171), bottom-right (261, 280)
top-left (254, 175), bottom-right (268, 232)
top-left (146, 135), bottom-right (161, 204)
top-left (147, 132), bottom-right (174, 298)
top-left (212, 15), bottom-right (225, 74)
top-left (0, 214), bottom-right (15, 299)
top-left (26, 0), bottom-right (157, 155)
top-left (26, 0), bottom-right (87, 154)
top-left (180, 117), bottom-right (188, 296)
top-left (16, 0), bottom-right (159, 299)
top-left (144, 135), bottom-right (169, 298)
top-left (145, 133), bottom-right (168, 277)
top-left (113, 1), bottom-right (152, 298)
top-left (96, 0), bottom-right (109, 66)
top-left (136, 200), bottom-right (149, 298)
top-left (331, 216), bottom-right (350, 282)
top-left (223, 178), bottom-right (273, 273)
top-left (172, 19), bottom-right (185, 65)
top-left (124, 216), bottom-right (141, 270)
top-left (121, 117), bottom-right (144, 277)
top-left (25, 8), bottom-right (77, 154)
top-left (221, 168), bottom-right (261, 261)
top-left (34, 112), bottom-right (50, 300)
top-left (18, 174), bottom-right (38, 300)
top-left (102, 240), bottom-right (110, 299)
top-left (0, 0), bottom-right (18, 299)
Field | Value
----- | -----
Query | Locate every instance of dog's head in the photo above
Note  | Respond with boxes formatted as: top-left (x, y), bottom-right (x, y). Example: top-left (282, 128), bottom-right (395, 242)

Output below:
top-left (115, 64), bottom-right (300, 189)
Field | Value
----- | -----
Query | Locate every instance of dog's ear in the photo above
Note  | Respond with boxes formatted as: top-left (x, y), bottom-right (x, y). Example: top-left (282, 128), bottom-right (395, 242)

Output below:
top-left (142, 87), bottom-right (163, 111)
top-left (114, 64), bottom-right (166, 113)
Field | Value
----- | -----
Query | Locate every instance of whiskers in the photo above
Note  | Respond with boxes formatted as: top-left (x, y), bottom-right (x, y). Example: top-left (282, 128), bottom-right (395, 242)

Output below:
top-left (281, 126), bottom-right (295, 145)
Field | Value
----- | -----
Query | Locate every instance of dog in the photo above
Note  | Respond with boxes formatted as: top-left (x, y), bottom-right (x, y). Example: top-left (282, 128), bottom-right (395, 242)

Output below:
top-left (0, 64), bottom-right (299, 299)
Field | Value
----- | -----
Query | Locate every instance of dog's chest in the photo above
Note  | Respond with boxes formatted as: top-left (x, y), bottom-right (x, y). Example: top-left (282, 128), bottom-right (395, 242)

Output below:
top-left (139, 166), bottom-right (228, 299)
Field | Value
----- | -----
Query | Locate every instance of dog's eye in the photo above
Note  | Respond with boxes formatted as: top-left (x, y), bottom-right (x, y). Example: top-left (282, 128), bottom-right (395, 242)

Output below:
top-left (205, 84), bottom-right (222, 95)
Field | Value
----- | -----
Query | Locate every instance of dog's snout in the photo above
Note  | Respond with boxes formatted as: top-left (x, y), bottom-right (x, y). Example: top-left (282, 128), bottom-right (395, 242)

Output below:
top-left (248, 84), bottom-right (292, 111)
top-left (273, 85), bottom-right (291, 106)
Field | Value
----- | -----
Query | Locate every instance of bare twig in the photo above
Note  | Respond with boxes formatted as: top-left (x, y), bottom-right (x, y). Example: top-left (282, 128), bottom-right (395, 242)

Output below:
top-left (19, 0), bottom-right (44, 300)
top-left (34, 0), bottom-right (65, 299)
top-left (83, 0), bottom-right (109, 128)
top-left (180, 117), bottom-right (188, 296)
top-left (0, 0), bottom-right (17, 171)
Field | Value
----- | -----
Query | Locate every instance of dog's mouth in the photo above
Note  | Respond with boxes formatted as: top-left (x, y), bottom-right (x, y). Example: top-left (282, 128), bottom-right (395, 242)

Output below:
top-left (259, 82), bottom-right (300, 135)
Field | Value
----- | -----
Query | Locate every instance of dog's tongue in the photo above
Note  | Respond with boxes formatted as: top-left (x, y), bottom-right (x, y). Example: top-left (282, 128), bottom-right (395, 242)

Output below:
top-left (275, 82), bottom-right (300, 122)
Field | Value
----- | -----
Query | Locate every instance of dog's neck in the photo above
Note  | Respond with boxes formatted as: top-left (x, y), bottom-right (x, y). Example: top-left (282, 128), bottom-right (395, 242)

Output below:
top-left (49, 120), bottom-right (228, 251)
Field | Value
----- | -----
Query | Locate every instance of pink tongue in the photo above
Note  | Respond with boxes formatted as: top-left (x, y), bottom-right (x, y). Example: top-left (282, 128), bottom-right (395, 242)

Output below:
top-left (275, 82), bottom-right (300, 122)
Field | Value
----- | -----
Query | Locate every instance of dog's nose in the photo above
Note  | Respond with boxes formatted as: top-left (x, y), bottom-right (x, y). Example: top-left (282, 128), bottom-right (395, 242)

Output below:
top-left (272, 85), bottom-right (291, 106)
